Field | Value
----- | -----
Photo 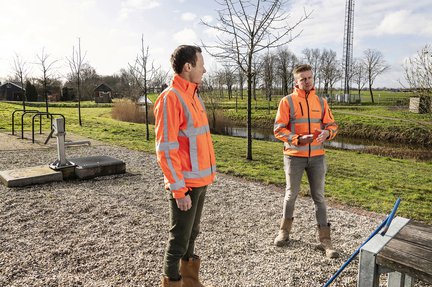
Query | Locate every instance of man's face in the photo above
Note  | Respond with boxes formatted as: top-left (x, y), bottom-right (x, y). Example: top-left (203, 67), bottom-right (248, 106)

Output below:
top-left (189, 52), bottom-right (206, 85)
top-left (294, 70), bottom-right (314, 92)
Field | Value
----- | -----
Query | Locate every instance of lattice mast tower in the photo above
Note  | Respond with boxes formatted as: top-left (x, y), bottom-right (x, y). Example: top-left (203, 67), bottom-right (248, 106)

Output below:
top-left (342, 0), bottom-right (355, 96)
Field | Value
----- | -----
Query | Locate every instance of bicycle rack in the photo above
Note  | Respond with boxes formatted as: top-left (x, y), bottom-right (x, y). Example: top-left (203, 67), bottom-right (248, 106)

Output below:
top-left (20, 110), bottom-right (42, 139)
top-left (11, 109), bottom-right (39, 136)
top-left (32, 112), bottom-right (65, 143)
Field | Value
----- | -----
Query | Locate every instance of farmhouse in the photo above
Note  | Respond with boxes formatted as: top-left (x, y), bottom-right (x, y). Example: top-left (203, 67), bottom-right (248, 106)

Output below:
top-left (0, 82), bottom-right (25, 101)
top-left (94, 83), bottom-right (113, 103)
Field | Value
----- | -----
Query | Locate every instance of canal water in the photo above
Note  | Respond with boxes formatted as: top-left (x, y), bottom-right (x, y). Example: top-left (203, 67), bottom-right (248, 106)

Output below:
top-left (211, 124), bottom-right (432, 161)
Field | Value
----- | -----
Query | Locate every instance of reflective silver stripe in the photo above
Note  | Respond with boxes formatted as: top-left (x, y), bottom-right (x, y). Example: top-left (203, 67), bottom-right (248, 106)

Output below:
top-left (274, 123), bottom-right (286, 131)
top-left (163, 95), bottom-right (169, 143)
top-left (292, 118), bottom-right (321, 124)
top-left (276, 131), bottom-right (296, 143)
top-left (183, 165), bottom-right (216, 179)
top-left (170, 88), bottom-right (194, 128)
top-left (170, 88), bottom-right (199, 172)
top-left (318, 96), bottom-right (325, 120)
top-left (286, 95), bottom-right (296, 134)
top-left (324, 122), bottom-right (338, 138)
top-left (179, 125), bottom-right (210, 137)
top-left (170, 87), bottom-right (214, 173)
top-left (170, 179), bottom-right (186, 190)
top-left (162, 94), bottom-right (181, 185)
top-left (318, 96), bottom-right (325, 129)
top-left (311, 144), bottom-right (324, 151)
top-left (196, 92), bottom-right (207, 112)
top-left (156, 141), bottom-right (179, 152)
top-left (325, 122), bottom-right (337, 129)
top-left (189, 135), bottom-right (198, 171)
top-left (284, 143), bottom-right (324, 151)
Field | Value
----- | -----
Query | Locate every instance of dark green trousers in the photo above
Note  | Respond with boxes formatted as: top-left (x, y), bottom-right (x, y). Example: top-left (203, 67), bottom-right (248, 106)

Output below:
top-left (163, 186), bottom-right (207, 279)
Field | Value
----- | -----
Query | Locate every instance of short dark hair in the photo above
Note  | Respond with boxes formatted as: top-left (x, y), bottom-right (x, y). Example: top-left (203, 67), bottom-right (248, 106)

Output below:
top-left (292, 64), bottom-right (312, 76)
top-left (170, 45), bottom-right (202, 74)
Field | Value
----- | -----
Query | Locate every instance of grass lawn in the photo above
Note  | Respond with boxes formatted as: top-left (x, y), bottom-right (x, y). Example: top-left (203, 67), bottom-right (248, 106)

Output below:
top-left (1, 101), bottom-right (431, 223)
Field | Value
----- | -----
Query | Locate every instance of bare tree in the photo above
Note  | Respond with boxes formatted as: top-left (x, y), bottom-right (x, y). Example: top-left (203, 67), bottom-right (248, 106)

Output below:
top-left (223, 65), bottom-right (236, 100)
top-left (352, 58), bottom-right (368, 98)
top-left (200, 71), bottom-right (223, 130)
top-left (150, 69), bottom-right (169, 93)
top-left (402, 44), bottom-right (432, 97)
top-left (129, 34), bottom-right (160, 141)
top-left (12, 53), bottom-right (30, 111)
top-left (215, 69), bottom-right (226, 99)
top-left (66, 38), bottom-right (86, 126)
top-left (37, 48), bottom-right (59, 115)
top-left (261, 50), bottom-right (276, 113)
top-left (202, 0), bottom-right (310, 160)
top-left (238, 69), bottom-right (244, 101)
top-left (320, 49), bottom-right (341, 97)
top-left (302, 48), bottom-right (321, 91)
top-left (275, 47), bottom-right (297, 96)
top-left (363, 48), bottom-right (390, 103)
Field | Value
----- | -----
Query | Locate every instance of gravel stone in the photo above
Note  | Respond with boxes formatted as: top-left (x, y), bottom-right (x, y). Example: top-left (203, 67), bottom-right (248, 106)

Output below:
top-left (0, 133), bottom-right (430, 287)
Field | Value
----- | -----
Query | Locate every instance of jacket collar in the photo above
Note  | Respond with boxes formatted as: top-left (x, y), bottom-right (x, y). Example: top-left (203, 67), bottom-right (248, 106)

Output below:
top-left (172, 74), bottom-right (197, 96)
top-left (293, 86), bottom-right (316, 98)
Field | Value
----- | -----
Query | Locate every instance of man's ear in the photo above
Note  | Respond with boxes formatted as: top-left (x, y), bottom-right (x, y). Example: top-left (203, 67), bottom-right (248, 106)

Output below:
top-left (184, 63), bottom-right (191, 72)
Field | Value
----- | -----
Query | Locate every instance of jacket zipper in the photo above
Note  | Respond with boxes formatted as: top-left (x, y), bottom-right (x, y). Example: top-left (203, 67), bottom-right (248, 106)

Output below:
top-left (305, 91), bottom-right (311, 157)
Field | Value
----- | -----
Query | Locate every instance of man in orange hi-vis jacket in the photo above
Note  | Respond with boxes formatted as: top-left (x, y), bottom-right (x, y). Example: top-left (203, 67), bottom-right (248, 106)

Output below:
top-left (154, 45), bottom-right (216, 287)
top-left (273, 64), bottom-right (339, 259)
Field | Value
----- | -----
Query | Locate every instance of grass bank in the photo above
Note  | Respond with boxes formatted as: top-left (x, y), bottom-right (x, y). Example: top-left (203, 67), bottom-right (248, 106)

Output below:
top-left (220, 103), bottom-right (432, 146)
top-left (1, 101), bottom-right (431, 223)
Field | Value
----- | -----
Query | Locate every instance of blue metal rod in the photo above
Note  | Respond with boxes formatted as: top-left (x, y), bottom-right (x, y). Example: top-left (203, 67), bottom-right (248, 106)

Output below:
top-left (381, 198), bottom-right (401, 236)
top-left (322, 198), bottom-right (401, 287)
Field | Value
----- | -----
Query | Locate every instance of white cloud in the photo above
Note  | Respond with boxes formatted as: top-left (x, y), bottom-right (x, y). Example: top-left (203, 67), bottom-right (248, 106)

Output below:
top-left (0, 0), bottom-right (431, 88)
top-left (375, 10), bottom-right (432, 37)
top-left (174, 28), bottom-right (198, 44)
top-left (181, 12), bottom-right (197, 22)
top-left (121, 0), bottom-right (160, 9)
top-left (119, 0), bottom-right (160, 21)
top-left (201, 15), bottom-right (213, 24)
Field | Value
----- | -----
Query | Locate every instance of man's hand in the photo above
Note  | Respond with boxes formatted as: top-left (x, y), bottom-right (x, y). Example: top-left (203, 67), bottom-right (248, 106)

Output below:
top-left (176, 195), bottom-right (192, 211)
top-left (315, 129), bottom-right (330, 143)
top-left (298, 134), bottom-right (314, 145)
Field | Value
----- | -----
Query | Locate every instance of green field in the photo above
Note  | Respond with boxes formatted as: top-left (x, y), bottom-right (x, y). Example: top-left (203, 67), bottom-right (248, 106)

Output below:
top-left (206, 90), bottom-right (432, 146)
top-left (0, 100), bottom-right (431, 223)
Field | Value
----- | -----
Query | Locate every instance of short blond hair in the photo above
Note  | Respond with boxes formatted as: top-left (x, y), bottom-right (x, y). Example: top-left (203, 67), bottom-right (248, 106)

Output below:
top-left (292, 64), bottom-right (312, 77)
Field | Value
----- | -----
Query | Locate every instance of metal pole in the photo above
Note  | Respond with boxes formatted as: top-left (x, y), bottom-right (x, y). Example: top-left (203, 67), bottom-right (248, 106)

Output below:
top-left (380, 198), bottom-right (401, 236)
top-left (322, 198), bottom-right (401, 287)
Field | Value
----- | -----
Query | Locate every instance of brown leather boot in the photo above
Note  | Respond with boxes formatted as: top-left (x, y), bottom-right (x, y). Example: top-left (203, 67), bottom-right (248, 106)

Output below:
top-left (161, 276), bottom-right (182, 287)
top-left (180, 255), bottom-right (205, 287)
top-left (274, 218), bottom-right (293, 246)
top-left (317, 223), bottom-right (339, 258)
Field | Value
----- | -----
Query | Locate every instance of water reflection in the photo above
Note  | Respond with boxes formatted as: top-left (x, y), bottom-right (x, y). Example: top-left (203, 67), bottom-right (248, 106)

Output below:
top-left (215, 126), bottom-right (365, 151)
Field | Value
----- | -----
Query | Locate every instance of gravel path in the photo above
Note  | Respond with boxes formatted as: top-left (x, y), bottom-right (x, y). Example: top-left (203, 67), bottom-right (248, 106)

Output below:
top-left (0, 132), bottom-right (430, 287)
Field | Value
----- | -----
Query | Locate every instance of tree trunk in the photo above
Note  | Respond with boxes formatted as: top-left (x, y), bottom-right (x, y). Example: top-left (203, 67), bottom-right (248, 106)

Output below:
top-left (145, 93), bottom-right (149, 141)
top-left (44, 82), bottom-right (48, 115)
top-left (369, 84), bottom-right (375, 104)
top-left (78, 77), bottom-right (82, 126)
top-left (247, 64), bottom-right (253, 161)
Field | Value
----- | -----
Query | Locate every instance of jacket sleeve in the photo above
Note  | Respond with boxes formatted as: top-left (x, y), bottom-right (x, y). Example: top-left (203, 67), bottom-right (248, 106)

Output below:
top-left (322, 99), bottom-right (338, 140)
top-left (274, 97), bottom-right (301, 145)
top-left (154, 91), bottom-right (188, 199)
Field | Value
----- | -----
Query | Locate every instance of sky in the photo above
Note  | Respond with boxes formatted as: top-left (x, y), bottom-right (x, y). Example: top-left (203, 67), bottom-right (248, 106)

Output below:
top-left (0, 0), bottom-right (431, 89)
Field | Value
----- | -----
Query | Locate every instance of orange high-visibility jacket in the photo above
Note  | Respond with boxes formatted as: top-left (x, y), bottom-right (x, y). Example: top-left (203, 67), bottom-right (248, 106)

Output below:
top-left (154, 74), bottom-right (217, 199)
top-left (274, 87), bottom-right (338, 157)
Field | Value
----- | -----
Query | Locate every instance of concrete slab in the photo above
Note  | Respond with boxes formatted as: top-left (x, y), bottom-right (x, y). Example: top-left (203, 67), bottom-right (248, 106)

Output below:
top-left (69, 156), bottom-right (126, 179)
top-left (0, 165), bottom-right (63, 187)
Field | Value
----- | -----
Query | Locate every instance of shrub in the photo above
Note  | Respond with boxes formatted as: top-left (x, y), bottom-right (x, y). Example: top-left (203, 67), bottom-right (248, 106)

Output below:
top-left (111, 99), bottom-right (154, 124)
